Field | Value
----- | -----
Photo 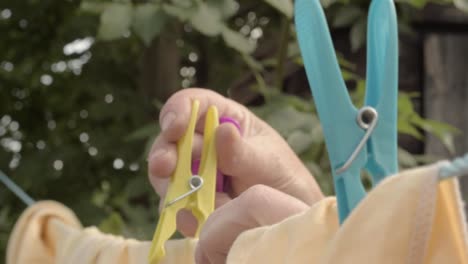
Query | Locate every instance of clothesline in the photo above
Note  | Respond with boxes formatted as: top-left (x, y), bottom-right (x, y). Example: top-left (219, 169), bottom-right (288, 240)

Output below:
top-left (439, 153), bottom-right (468, 180)
top-left (0, 169), bottom-right (35, 206)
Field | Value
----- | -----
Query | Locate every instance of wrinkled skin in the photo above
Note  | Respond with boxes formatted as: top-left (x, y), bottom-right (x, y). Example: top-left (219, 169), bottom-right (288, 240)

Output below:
top-left (148, 88), bottom-right (323, 263)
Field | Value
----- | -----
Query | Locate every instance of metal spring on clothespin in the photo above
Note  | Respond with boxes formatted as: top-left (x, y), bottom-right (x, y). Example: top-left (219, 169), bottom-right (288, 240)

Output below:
top-left (336, 107), bottom-right (379, 174)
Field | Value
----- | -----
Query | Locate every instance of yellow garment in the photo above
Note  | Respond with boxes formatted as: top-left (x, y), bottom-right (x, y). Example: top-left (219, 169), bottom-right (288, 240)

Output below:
top-left (227, 162), bottom-right (468, 264)
top-left (6, 162), bottom-right (468, 264)
top-left (6, 201), bottom-right (196, 264)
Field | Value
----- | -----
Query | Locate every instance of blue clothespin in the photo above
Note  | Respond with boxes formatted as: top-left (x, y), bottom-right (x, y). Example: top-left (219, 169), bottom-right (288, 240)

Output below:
top-left (295, 0), bottom-right (399, 223)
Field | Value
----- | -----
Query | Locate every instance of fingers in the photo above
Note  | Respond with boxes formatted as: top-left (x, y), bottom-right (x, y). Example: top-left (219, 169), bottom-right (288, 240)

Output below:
top-left (215, 119), bottom-right (324, 204)
top-left (148, 87), bottom-right (256, 196)
top-left (215, 122), bottom-right (256, 181)
top-left (148, 142), bottom-right (176, 196)
top-left (148, 132), bottom-right (204, 197)
top-left (176, 193), bottom-right (233, 237)
top-left (215, 122), bottom-right (299, 196)
top-left (158, 88), bottom-right (254, 142)
top-left (195, 185), bottom-right (309, 264)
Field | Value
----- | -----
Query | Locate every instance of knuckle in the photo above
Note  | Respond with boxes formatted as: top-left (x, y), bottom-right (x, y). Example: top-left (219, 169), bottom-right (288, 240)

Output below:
top-left (240, 184), bottom-right (275, 213)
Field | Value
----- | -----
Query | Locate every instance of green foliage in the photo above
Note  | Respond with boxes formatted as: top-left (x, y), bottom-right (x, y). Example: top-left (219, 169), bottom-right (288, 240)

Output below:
top-left (132, 4), bottom-right (168, 45)
top-left (350, 17), bottom-right (366, 52)
top-left (0, 0), bottom-right (464, 260)
top-left (99, 212), bottom-right (126, 235)
top-left (454, 0), bottom-right (468, 12)
top-left (263, 0), bottom-right (294, 18)
top-left (398, 92), bottom-right (460, 154)
top-left (81, 0), bottom-right (254, 54)
top-left (332, 6), bottom-right (364, 28)
top-left (250, 93), bottom-right (334, 194)
top-left (222, 26), bottom-right (256, 54)
top-left (328, 0), bottom-right (467, 51)
top-left (97, 3), bottom-right (133, 40)
top-left (0, 0), bottom-right (157, 258)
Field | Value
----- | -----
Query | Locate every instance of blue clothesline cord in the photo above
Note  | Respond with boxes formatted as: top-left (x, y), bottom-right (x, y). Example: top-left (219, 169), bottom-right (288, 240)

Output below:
top-left (439, 153), bottom-right (468, 181)
top-left (0, 170), bottom-right (35, 206)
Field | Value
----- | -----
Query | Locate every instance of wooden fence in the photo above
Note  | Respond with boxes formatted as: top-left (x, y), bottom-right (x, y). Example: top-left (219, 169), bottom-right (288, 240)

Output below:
top-left (420, 5), bottom-right (468, 205)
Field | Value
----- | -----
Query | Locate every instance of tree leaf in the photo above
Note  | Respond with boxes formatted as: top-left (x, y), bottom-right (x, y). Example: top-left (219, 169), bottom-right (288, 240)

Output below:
top-left (190, 3), bottom-right (224, 36)
top-left (320, 0), bottom-right (338, 8)
top-left (412, 117), bottom-right (460, 154)
top-left (454, 0), bottom-right (468, 12)
top-left (162, 4), bottom-right (194, 21)
top-left (222, 27), bottom-right (256, 54)
top-left (98, 212), bottom-right (125, 235)
top-left (280, 93), bottom-right (314, 112)
top-left (265, 106), bottom-right (313, 136)
top-left (132, 4), bottom-right (168, 46)
top-left (441, 133), bottom-right (457, 155)
top-left (97, 3), bottom-right (133, 41)
top-left (263, 0), bottom-right (293, 18)
top-left (350, 17), bottom-right (366, 52)
top-left (415, 118), bottom-right (460, 136)
top-left (395, 0), bottom-right (428, 8)
top-left (332, 6), bottom-right (364, 28)
top-left (398, 118), bottom-right (423, 139)
top-left (336, 52), bottom-right (357, 70)
top-left (398, 93), bottom-right (416, 115)
top-left (241, 54), bottom-right (264, 71)
top-left (287, 130), bottom-right (314, 154)
top-left (341, 69), bottom-right (360, 81)
top-left (171, 0), bottom-right (194, 8)
top-left (124, 177), bottom-right (152, 199)
top-left (398, 147), bottom-right (418, 167)
top-left (80, 1), bottom-right (109, 14)
top-left (208, 0), bottom-right (239, 19)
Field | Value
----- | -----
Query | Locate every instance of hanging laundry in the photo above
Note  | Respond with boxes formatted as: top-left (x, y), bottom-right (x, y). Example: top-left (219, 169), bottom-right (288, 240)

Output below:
top-left (6, 161), bottom-right (468, 264)
top-left (226, 162), bottom-right (468, 263)
top-left (6, 200), bottom-right (197, 264)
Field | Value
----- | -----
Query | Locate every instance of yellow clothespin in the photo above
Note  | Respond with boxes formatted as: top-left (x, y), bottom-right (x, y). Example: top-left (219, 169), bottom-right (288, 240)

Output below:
top-left (148, 100), bottom-right (219, 263)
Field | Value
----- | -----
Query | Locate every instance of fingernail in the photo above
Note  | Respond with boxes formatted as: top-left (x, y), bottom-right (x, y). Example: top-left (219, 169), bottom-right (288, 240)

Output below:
top-left (161, 112), bottom-right (176, 131)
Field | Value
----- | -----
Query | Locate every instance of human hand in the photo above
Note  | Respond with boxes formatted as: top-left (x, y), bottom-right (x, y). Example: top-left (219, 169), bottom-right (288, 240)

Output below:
top-left (147, 88), bottom-right (323, 236)
top-left (194, 184), bottom-right (309, 264)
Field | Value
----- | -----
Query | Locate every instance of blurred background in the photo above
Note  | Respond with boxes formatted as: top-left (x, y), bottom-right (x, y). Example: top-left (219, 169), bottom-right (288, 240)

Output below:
top-left (1, 0), bottom-right (468, 260)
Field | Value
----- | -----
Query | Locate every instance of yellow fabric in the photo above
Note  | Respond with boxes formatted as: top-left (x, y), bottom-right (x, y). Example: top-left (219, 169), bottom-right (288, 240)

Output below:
top-left (6, 201), bottom-right (196, 264)
top-left (7, 162), bottom-right (468, 264)
top-left (227, 162), bottom-right (468, 264)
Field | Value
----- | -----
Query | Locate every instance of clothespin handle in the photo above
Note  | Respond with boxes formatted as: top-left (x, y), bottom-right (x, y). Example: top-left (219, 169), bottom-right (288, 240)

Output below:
top-left (148, 100), bottom-right (219, 263)
top-left (192, 116), bottom-right (241, 192)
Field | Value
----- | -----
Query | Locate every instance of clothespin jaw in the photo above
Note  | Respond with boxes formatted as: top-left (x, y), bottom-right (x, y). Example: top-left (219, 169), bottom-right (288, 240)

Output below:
top-left (192, 106), bottom-right (218, 232)
top-left (148, 100), bottom-right (219, 263)
top-left (364, 0), bottom-right (399, 183)
top-left (295, 0), bottom-right (398, 223)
